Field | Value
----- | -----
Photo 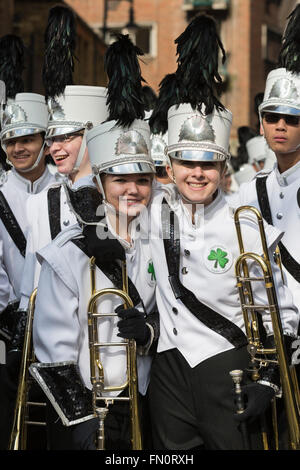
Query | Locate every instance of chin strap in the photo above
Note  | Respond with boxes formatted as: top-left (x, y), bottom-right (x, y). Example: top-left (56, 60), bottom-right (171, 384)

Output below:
top-left (72, 122), bottom-right (93, 173)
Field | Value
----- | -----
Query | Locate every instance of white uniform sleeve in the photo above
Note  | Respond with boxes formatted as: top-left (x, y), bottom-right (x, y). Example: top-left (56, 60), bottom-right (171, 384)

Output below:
top-left (33, 259), bottom-right (80, 364)
top-left (19, 196), bottom-right (39, 311)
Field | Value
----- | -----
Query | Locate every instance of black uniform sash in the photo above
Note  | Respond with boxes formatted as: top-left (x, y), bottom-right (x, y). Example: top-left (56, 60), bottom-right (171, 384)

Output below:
top-left (161, 199), bottom-right (247, 349)
top-left (47, 186), bottom-right (62, 240)
top-left (0, 190), bottom-right (26, 257)
top-left (256, 176), bottom-right (300, 283)
top-left (47, 185), bottom-right (143, 308)
top-left (71, 236), bottom-right (143, 309)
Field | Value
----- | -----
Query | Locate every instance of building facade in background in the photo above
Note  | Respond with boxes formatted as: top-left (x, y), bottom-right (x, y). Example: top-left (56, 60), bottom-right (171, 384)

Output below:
top-left (0, 0), bottom-right (299, 148)
top-left (0, 0), bottom-right (107, 95)
top-left (65, 0), bottom-right (299, 149)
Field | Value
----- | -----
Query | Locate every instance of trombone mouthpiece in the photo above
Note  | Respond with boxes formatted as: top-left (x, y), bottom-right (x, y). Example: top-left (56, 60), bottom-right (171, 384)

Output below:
top-left (229, 369), bottom-right (243, 385)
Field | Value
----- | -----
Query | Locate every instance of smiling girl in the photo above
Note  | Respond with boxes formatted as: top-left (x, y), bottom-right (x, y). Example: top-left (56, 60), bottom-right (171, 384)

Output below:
top-left (146, 14), bottom-right (299, 451)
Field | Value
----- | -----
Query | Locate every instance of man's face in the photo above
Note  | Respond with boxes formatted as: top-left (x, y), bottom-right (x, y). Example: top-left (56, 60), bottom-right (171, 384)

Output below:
top-left (4, 133), bottom-right (44, 171)
top-left (261, 112), bottom-right (300, 155)
top-left (47, 132), bottom-right (84, 174)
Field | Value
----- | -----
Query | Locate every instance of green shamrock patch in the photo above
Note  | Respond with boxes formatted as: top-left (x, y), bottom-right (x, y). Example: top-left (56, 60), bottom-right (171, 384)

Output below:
top-left (148, 261), bottom-right (156, 281)
top-left (208, 248), bottom-right (229, 269)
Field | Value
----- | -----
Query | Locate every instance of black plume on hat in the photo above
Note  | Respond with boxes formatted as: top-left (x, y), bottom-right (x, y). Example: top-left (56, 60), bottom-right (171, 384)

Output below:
top-left (278, 5), bottom-right (300, 72)
top-left (43, 5), bottom-right (77, 101)
top-left (175, 14), bottom-right (226, 115)
top-left (104, 33), bottom-right (146, 128)
top-left (149, 73), bottom-right (180, 135)
top-left (142, 85), bottom-right (158, 112)
top-left (149, 14), bottom-right (226, 136)
top-left (0, 35), bottom-right (25, 99)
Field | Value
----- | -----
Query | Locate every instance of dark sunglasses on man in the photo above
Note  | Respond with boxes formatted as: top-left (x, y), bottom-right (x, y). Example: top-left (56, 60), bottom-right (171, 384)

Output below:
top-left (262, 112), bottom-right (300, 126)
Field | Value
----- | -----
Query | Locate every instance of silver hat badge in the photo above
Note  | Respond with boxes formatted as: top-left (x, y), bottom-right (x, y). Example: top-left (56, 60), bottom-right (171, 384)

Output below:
top-left (115, 129), bottom-right (148, 155)
top-left (268, 78), bottom-right (299, 101)
top-left (179, 115), bottom-right (215, 143)
top-left (1, 103), bottom-right (28, 127)
top-left (48, 98), bottom-right (65, 122)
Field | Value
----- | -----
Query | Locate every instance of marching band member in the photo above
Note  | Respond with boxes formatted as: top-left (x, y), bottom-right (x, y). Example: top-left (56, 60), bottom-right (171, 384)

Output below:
top-left (19, 6), bottom-right (108, 312)
top-left (0, 35), bottom-right (56, 449)
top-left (147, 14), bottom-right (299, 450)
top-left (29, 34), bottom-right (158, 450)
top-left (237, 5), bottom-right (300, 321)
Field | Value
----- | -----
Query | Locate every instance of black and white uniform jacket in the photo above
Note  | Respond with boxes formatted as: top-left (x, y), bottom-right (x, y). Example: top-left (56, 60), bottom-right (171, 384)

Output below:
top-left (148, 184), bottom-right (299, 369)
top-left (237, 161), bottom-right (300, 315)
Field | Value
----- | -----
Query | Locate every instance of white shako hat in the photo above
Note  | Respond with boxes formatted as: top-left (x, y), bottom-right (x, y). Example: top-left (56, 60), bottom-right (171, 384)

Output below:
top-left (87, 34), bottom-right (155, 187)
top-left (87, 118), bottom-right (155, 178)
top-left (259, 68), bottom-right (300, 117)
top-left (167, 103), bottom-right (232, 162)
top-left (150, 132), bottom-right (168, 167)
top-left (259, 5), bottom-right (300, 117)
top-left (246, 135), bottom-right (276, 165)
top-left (234, 163), bottom-right (256, 186)
top-left (46, 85), bottom-right (108, 139)
top-left (1, 92), bottom-right (48, 143)
top-left (46, 85), bottom-right (108, 171)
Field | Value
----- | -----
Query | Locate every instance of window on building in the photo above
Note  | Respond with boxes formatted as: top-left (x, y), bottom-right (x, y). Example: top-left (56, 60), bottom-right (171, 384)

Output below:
top-left (105, 24), bottom-right (156, 57)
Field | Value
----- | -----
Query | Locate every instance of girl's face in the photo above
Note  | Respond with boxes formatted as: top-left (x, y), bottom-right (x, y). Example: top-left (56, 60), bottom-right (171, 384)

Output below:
top-left (101, 173), bottom-right (153, 222)
top-left (166, 159), bottom-right (225, 206)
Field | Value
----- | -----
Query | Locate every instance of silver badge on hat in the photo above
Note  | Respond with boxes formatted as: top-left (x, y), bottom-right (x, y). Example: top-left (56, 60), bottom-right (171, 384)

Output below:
top-left (179, 115), bottom-right (215, 143)
top-left (48, 98), bottom-right (65, 121)
top-left (1, 103), bottom-right (28, 127)
top-left (115, 129), bottom-right (148, 155)
top-left (268, 78), bottom-right (299, 101)
top-left (151, 134), bottom-right (166, 155)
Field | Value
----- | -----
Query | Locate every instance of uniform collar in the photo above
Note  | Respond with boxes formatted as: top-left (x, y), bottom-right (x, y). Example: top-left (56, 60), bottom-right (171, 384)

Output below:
top-left (10, 166), bottom-right (54, 194)
top-left (162, 184), bottom-right (227, 226)
top-left (274, 159), bottom-right (300, 186)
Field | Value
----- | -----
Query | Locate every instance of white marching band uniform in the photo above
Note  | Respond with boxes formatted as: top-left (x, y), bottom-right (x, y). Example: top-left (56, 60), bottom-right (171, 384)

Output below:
top-left (237, 162), bottom-right (300, 314)
top-left (149, 183), bottom-right (299, 370)
top-left (0, 92), bottom-right (56, 361)
top-left (19, 86), bottom-right (108, 311)
top-left (33, 214), bottom-right (156, 398)
top-left (0, 167), bottom-right (55, 312)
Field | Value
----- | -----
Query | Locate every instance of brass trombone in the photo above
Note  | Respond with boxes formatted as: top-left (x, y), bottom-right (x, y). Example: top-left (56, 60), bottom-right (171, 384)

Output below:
top-left (234, 205), bottom-right (300, 450)
top-left (9, 289), bottom-right (47, 450)
top-left (88, 256), bottom-right (142, 450)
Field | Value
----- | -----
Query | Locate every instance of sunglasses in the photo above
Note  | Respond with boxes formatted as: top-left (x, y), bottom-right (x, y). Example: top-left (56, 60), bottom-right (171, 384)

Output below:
top-left (262, 112), bottom-right (300, 126)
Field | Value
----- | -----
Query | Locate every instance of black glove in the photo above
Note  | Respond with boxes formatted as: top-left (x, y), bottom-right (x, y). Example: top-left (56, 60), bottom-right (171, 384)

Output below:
top-left (115, 305), bottom-right (150, 346)
top-left (83, 224), bottom-right (125, 263)
top-left (9, 309), bottom-right (27, 353)
top-left (234, 382), bottom-right (275, 423)
top-left (71, 417), bottom-right (99, 450)
top-left (2, 309), bottom-right (27, 387)
top-left (0, 301), bottom-right (20, 341)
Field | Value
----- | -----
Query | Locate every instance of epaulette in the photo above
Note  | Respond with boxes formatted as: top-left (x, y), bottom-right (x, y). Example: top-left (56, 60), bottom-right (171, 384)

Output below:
top-left (0, 169), bottom-right (8, 187)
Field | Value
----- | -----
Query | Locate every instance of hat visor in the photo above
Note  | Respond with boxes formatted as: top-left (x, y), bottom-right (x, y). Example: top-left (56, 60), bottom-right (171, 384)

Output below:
top-left (259, 103), bottom-right (300, 116)
top-left (46, 125), bottom-right (85, 138)
top-left (1, 126), bottom-right (46, 142)
top-left (168, 150), bottom-right (229, 161)
top-left (100, 162), bottom-right (155, 175)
